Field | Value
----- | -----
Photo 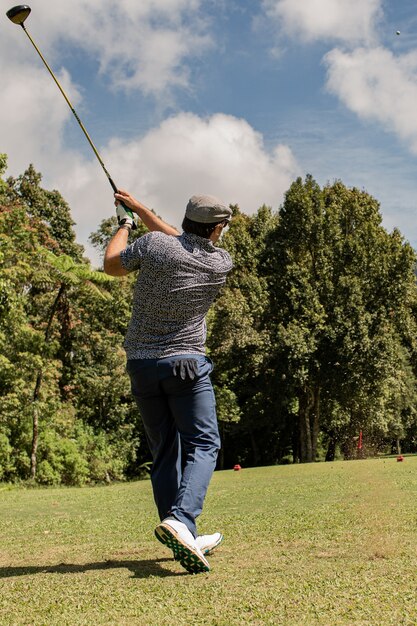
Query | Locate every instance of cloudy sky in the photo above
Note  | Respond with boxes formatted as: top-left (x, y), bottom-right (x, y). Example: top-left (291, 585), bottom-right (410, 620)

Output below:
top-left (1, 0), bottom-right (417, 265)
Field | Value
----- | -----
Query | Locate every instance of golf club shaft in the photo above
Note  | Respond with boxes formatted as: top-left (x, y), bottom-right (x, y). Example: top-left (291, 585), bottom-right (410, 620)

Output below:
top-left (20, 23), bottom-right (135, 222)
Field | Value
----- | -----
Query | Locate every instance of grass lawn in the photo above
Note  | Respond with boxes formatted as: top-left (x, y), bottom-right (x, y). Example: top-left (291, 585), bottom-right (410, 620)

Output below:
top-left (1, 457), bottom-right (417, 625)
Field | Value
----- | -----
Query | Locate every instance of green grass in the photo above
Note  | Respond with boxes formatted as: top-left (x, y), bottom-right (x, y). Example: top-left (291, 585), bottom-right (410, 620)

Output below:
top-left (1, 458), bottom-right (417, 625)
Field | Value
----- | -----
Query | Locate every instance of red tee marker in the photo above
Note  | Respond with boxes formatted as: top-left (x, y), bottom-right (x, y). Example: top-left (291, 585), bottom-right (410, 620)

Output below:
top-left (397, 455), bottom-right (404, 462)
top-left (233, 464), bottom-right (241, 471)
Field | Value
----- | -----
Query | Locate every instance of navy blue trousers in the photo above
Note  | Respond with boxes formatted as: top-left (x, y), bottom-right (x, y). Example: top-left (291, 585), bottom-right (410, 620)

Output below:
top-left (127, 355), bottom-right (220, 538)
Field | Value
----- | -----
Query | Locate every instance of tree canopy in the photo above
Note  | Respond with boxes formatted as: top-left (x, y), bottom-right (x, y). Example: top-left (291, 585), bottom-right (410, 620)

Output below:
top-left (1, 157), bottom-right (417, 484)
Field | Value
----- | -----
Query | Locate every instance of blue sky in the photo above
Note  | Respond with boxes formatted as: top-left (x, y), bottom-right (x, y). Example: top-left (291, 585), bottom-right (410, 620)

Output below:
top-left (2, 0), bottom-right (417, 265)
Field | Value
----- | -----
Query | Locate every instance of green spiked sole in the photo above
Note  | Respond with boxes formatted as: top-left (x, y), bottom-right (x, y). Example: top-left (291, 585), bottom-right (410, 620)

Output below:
top-left (155, 523), bottom-right (210, 574)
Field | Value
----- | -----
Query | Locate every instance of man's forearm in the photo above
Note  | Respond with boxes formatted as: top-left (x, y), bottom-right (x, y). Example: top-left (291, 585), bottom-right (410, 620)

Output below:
top-left (103, 227), bottom-right (129, 276)
top-left (115, 191), bottom-right (180, 236)
top-left (135, 199), bottom-right (180, 235)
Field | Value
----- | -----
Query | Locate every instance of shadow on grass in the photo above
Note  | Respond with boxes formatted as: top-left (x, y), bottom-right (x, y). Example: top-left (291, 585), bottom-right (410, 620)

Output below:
top-left (0, 558), bottom-right (188, 579)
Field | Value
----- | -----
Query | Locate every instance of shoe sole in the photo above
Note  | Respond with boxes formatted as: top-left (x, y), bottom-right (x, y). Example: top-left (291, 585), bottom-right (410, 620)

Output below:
top-left (155, 523), bottom-right (210, 574)
top-left (202, 534), bottom-right (224, 556)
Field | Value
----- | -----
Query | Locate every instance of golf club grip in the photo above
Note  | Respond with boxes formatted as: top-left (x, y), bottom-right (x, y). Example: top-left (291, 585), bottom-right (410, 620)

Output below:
top-left (108, 178), bottom-right (137, 230)
top-left (120, 201), bottom-right (137, 229)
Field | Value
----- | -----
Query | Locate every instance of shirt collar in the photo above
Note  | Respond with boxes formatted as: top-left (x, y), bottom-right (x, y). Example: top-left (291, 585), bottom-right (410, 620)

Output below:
top-left (181, 232), bottom-right (216, 251)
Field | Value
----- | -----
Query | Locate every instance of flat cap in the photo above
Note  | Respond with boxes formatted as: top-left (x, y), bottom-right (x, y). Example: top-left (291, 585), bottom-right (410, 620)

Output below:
top-left (185, 194), bottom-right (232, 224)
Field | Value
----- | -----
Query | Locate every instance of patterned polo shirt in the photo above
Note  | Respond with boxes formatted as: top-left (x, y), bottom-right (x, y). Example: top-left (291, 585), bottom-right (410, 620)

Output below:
top-left (120, 231), bottom-right (233, 359)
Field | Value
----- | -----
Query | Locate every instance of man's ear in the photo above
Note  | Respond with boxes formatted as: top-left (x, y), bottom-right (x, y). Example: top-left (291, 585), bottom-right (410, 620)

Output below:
top-left (209, 222), bottom-right (225, 242)
top-left (214, 222), bottom-right (226, 238)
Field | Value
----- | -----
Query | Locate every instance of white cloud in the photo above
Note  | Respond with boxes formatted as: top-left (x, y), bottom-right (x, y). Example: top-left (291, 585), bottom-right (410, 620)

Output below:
top-left (48, 113), bottom-right (300, 264)
top-left (324, 47), bottom-right (417, 153)
top-left (1, 4), bottom-right (299, 266)
top-left (261, 0), bottom-right (417, 160)
top-left (105, 112), bottom-right (299, 211)
top-left (0, 59), bottom-right (82, 177)
top-left (3, 0), bottom-right (211, 96)
top-left (262, 0), bottom-right (382, 45)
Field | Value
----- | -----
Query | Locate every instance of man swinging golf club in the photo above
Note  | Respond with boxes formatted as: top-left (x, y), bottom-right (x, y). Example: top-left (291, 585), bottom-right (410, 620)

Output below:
top-left (104, 190), bottom-right (233, 574)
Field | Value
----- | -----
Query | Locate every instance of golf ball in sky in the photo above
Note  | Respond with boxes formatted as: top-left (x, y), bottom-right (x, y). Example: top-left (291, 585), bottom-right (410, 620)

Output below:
top-left (396, 30), bottom-right (401, 35)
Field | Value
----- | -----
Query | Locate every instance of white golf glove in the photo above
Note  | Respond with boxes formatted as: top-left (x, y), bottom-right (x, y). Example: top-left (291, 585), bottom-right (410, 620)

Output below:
top-left (116, 203), bottom-right (135, 229)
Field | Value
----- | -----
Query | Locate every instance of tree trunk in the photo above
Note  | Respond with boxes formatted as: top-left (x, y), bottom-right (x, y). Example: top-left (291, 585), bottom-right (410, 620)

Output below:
top-left (292, 422), bottom-right (300, 464)
top-left (30, 283), bottom-right (65, 480)
top-left (218, 424), bottom-right (225, 470)
top-left (298, 384), bottom-right (320, 463)
top-left (325, 432), bottom-right (336, 462)
top-left (30, 415), bottom-right (38, 479)
top-left (30, 369), bottom-right (43, 480)
top-left (311, 385), bottom-right (320, 460)
top-left (298, 388), bottom-right (313, 462)
top-left (250, 430), bottom-right (259, 466)
top-left (57, 293), bottom-right (73, 400)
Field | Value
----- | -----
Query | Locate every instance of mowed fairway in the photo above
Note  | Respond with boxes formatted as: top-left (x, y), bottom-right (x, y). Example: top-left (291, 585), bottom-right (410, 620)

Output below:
top-left (1, 458), bottom-right (417, 626)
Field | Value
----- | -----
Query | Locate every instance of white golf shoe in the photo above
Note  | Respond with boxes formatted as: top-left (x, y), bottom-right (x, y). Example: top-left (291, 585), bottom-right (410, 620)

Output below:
top-left (154, 517), bottom-right (210, 574)
top-left (195, 532), bottom-right (223, 555)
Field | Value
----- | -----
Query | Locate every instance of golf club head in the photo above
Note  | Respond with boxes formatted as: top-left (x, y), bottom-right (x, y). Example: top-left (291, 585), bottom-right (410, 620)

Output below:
top-left (6, 5), bottom-right (31, 25)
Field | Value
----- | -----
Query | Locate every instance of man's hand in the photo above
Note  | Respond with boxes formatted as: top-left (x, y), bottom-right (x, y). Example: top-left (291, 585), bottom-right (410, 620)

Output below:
top-left (116, 203), bottom-right (135, 228)
top-left (114, 190), bottom-right (140, 213)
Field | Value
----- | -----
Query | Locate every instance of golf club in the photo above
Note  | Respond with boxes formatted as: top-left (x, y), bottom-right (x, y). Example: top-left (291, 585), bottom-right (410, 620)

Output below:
top-left (6, 5), bottom-right (136, 227)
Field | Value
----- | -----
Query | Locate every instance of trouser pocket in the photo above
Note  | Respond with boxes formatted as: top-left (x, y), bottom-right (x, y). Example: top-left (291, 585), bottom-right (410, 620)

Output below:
top-left (172, 358), bottom-right (199, 380)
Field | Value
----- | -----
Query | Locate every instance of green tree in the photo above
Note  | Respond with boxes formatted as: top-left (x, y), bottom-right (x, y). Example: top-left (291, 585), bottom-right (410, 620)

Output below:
top-left (0, 201), bottom-right (39, 479)
top-left (89, 215), bottom-right (150, 258)
top-left (207, 205), bottom-right (277, 468)
top-left (265, 176), bottom-right (417, 462)
top-left (7, 164), bottom-right (84, 260)
top-left (1, 158), bottom-right (142, 484)
top-left (28, 250), bottom-right (114, 479)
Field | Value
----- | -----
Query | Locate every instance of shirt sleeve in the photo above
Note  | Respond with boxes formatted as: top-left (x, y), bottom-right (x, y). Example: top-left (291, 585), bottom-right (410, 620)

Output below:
top-left (218, 248), bottom-right (233, 273)
top-left (120, 232), bottom-right (153, 272)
